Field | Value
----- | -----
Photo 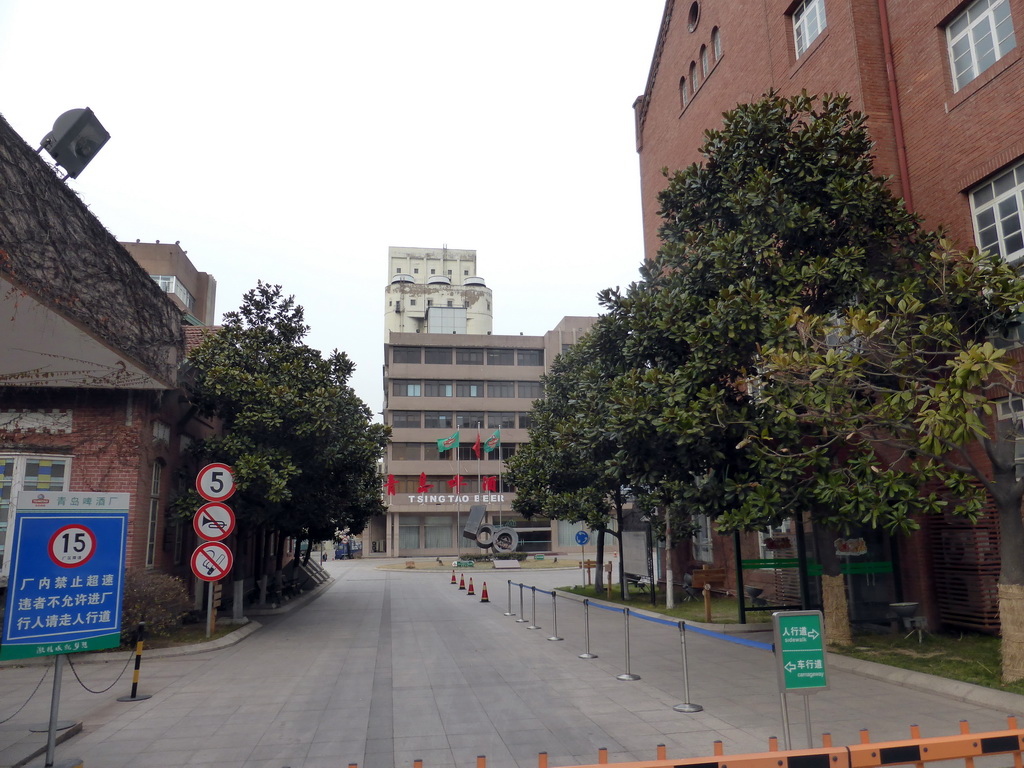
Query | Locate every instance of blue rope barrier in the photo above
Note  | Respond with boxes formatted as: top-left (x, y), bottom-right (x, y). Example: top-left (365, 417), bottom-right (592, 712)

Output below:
top-left (685, 623), bottom-right (772, 650)
top-left (590, 601), bottom-right (625, 615)
top-left (632, 612), bottom-right (679, 629)
top-left (504, 583), bottom-right (773, 651)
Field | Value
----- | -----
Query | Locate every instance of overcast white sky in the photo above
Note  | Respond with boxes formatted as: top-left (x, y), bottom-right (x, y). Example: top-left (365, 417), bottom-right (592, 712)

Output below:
top-left (0, 2), bottom-right (665, 414)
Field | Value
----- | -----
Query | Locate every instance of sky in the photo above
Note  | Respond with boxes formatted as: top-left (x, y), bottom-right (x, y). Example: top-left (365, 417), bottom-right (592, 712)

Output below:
top-left (0, 2), bottom-right (666, 415)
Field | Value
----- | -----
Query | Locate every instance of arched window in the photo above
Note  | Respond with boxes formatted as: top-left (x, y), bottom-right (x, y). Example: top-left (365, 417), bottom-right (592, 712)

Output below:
top-left (690, 61), bottom-right (699, 93)
top-left (700, 45), bottom-right (709, 77)
top-left (680, 76), bottom-right (689, 107)
top-left (712, 27), bottom-right (722, 61)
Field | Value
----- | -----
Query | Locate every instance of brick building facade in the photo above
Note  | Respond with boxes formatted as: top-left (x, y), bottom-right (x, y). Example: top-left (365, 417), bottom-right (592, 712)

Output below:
top-left (634, 0), bottom-right (1024, 630)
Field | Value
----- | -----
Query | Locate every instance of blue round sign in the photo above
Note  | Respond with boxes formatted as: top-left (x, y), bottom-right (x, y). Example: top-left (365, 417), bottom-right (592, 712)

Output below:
top-left (575, 530), bottom-right (590, 546)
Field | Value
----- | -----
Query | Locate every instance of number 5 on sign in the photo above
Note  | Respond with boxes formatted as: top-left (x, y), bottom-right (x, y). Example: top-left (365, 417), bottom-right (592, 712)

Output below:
top-left (196, 463), bottom-right (235, 502)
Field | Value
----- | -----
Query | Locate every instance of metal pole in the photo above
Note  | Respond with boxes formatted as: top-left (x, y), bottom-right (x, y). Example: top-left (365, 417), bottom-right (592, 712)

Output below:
top-left (780, 692), bottom-right (792, 750)
top-left (673, 621), bottom-right (702, 712)
top-left (579, 599), bottom-right (597, 658)
top-left (804, 695), bottom-right (813, 748)
top-left (616, 608), bottom-right (640, 680)
top-left (504, 579), bottom-right (515, 616)
top-left (527, 586), bottom-right (541, 629)
top-left (206, 580), bottom-right (214, 639)
top-left (44, 654), bottom-right (65, 767)
top-left (547, 590), bottom-right (563, 641)
top-left (665, 508), bottom-right (674, 609)
top-left (516, 583), bottom-right (527, 623)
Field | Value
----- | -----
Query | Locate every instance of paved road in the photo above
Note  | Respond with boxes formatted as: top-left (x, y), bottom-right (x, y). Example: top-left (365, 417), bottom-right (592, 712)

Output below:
top-left (2, 558), bottom-right (1023, 768)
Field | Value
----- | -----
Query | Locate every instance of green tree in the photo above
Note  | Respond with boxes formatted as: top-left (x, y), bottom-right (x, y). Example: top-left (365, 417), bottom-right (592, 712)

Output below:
top-left (185, 282), bottom-right (388, 579)
top-left (600, 92), bottom-right (1024, 649)
top-left (506, 320), bottom-right (649, 596)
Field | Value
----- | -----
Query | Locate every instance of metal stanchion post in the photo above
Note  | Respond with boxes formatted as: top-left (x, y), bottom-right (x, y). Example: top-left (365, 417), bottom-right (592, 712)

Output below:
top-left (579, 598), bottom-right (597, 659)
top-left (504, 579), bottom-right (516, 616)
top-left (516, 583), bottom-right (528, 623)
top-left (527, 586), bottom-right (541, 630)
top-left (547, 590), bottom-right (563, 641)
top-left (672, 621), bottom-right (702, 712)
top-left (616, 607), bottom-right (640, 681)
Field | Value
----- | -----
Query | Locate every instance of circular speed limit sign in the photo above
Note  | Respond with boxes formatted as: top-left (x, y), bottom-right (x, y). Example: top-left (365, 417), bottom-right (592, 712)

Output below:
top-left (48, 524), bottom-right (97, 568)
top-left (196, 463), bottom-right (235, 502)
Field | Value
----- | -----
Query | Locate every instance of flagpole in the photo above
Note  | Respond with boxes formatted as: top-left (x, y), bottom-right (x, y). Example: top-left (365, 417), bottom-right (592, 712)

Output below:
top-left (457, 433), bottom-right (462, 558)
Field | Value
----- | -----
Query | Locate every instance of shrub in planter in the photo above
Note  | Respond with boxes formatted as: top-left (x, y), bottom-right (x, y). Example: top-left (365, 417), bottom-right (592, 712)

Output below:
top-left (121, 570), bottom-right (191, 641)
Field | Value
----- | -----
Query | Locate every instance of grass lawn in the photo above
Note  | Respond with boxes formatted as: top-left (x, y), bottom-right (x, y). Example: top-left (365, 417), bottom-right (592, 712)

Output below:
top-left (558, 585), bottom-right (1024, 697)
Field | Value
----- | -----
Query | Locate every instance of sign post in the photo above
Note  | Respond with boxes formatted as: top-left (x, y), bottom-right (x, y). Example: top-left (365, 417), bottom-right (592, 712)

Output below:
top-left (772, 610), bottom-right (828, 749)
top-left (1, 491), bottom-right (130, 768)
top-left (194, 464), bottom-right (235, 637)
top-left (575, 530), bottom-right (589, 588)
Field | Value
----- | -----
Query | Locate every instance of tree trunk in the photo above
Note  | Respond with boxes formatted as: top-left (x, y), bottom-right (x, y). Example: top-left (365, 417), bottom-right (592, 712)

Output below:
top-left (615, 497), bottom-right (627, 600)
top-left (821, 574), bottom-right (853, 646)
top-left (595, 526), bottom-right (605, 591)
top-left (813, 521), bottom-right (853, 647)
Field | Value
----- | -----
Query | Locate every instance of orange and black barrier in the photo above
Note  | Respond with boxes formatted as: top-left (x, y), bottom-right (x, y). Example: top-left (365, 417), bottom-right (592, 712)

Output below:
top-left (345, 717), bottom-right (1024, 768)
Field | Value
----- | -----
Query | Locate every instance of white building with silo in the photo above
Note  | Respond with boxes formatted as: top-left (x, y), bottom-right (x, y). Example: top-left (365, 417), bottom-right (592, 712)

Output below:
top-left (367, 246), bottom-right (595, 557)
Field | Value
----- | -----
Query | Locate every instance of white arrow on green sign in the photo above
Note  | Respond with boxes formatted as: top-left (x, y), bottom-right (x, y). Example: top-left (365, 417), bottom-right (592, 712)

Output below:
top-left (772, 610), bottom-right (828, 693)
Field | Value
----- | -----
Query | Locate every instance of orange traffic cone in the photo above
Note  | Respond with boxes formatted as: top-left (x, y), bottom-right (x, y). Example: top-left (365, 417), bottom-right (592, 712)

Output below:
top-left (467, 577), bottom-right (475, 596)
top-left (459, 573), bottom-right (466, 590)
top-left (451, 570), bottom-right (457, 585)
top-left (480, 582), bottom-right (489, 602)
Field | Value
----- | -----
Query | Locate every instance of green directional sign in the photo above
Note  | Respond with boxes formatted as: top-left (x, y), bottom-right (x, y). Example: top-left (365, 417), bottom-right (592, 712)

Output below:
top-left (773, 610), bottom-right (828, 693)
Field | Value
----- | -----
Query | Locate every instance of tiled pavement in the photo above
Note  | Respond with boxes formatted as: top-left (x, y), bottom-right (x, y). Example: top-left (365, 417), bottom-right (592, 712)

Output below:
top-left (2, 558), bottom-right (1023, 768)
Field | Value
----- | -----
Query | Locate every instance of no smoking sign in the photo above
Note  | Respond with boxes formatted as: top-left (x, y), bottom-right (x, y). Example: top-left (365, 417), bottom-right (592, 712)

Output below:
top-left (191, 541), bottom-right (233, 582)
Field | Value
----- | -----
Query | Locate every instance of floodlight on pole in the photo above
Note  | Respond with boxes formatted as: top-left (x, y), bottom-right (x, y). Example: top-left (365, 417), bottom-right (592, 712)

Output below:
top-left (38, 107), bottom-right (110, 179)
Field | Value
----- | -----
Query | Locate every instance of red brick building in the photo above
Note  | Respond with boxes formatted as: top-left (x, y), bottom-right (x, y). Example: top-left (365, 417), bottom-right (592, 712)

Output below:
top-left (0, 112), bottom-right (216, 603)
top-left (634, 0), bottom-right (1024, 631)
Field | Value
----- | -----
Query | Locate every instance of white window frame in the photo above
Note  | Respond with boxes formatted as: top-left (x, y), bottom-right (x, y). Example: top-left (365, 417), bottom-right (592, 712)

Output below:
top-left (0, 454), bottom-right (72, 573)
top-left (692, 514), bottom-right (714, 562)
top-left (947, 0), bottom-right (1016, 92)
top-left (793, 0), bottom-right (827, 58)
top-left (970, 158), bottom-right (1024, 264)
top-left (146, 461), bottom-right (164, 567)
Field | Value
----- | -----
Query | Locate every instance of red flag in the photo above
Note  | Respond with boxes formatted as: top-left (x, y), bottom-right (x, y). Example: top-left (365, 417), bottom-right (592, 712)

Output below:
top-left (473, 432), bottom-right (482, 459)
top-left (417, 473), bottom-right (433, 493)
top-left (482, 476), bottom-right (498, 492)
top-left (385, 474), bottom-right (397, 496)
top-left (447, 474), bottom-right (468, 491)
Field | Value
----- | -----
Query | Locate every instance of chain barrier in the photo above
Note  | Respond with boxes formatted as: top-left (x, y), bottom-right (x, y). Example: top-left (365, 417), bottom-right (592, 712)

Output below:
top-left (66, 647), bottom-right (135, 694)
top-left (0, 664), bottom-right (50, 724)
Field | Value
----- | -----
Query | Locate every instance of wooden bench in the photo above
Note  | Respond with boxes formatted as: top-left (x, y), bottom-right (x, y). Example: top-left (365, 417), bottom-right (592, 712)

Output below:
top-left (493, 559), bottom-right (520, 569)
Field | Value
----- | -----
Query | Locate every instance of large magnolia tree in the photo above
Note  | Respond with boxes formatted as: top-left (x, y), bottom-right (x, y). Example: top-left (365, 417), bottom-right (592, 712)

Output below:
top-left (185, 282), bottom-right (388, 578)
top-left (505, 320), bottom-right (651, 596)
top-left (600, 92), bottom-right (1024, 663)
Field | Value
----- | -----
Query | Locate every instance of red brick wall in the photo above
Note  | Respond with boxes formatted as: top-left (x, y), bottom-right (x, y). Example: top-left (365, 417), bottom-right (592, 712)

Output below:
top-left (1, 388), bottom-right (208, 582)
top-left (636, 0), bottom-right (1024, 260)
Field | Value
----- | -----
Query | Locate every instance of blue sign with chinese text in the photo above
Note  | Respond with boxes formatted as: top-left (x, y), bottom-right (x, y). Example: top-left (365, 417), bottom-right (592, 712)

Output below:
top-left (1, 503), bottom-right (128, 661)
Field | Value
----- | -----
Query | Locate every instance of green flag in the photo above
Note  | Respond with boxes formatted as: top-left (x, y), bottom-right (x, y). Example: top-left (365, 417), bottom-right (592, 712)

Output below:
top-left (483, 428), bottom-right (501, 453)
top-left (437, 431), bottom-right (460, 452)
